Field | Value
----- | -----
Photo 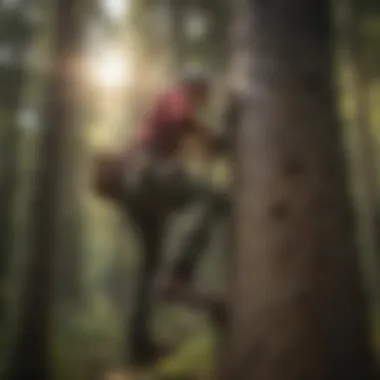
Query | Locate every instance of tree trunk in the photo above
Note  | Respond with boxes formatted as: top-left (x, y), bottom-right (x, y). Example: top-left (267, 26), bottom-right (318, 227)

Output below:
top-left (0, 7), bottom-right (33, 311)
top-left (336, 0), bottom-right (380, 306)
top-left (57, 203), bottom-right (84, 305)
top-left (5, 1), bottom-right (82, 379)
top-left (217, 0), bottom-right (378, 379)
top-left (56, 86), bottom-right (85, 306)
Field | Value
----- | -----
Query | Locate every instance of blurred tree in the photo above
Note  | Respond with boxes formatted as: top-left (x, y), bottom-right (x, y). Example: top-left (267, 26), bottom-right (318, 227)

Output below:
top-left (56, 10), bottom-right (87, 306)
top-left (337, 0), bottom-right (380, 308)
top-left (53, 0), bottom-right (99, 309)
top-left (0, 0), bottom-right (35, 313)
top-left (57, 187), bottom-right (84, 305)
top-left (217, 0), bottom-right (378, 378)
top-left (5, 0), bottom-right (83, 378)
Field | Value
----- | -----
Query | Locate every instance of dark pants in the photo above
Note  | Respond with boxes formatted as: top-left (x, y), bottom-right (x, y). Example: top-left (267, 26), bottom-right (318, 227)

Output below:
top-left (120, 153), bottom-right (227, 365)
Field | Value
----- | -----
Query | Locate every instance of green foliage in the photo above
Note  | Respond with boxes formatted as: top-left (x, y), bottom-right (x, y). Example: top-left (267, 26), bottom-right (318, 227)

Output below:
top-left (54, 300), bottom-right (122, 380)
top-left (155, 329), bottom-right (214, 379)
top-left (361, 15), bottom-right (380, 76)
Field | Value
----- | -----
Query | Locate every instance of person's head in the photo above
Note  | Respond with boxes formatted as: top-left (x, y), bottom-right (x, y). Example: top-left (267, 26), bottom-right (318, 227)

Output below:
top-left (180, 69), bottom-right (210, 107)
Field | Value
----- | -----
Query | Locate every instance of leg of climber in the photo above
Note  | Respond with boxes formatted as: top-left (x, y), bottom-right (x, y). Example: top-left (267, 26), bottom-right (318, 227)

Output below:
top-left (156, 175), bottom-right (230, 326)
top-left (126, 209), bottom-right (173, 368)
top-left (171, 191), bottom-right (228, 284)
top-left (92, 151), bottom-right (173, 367)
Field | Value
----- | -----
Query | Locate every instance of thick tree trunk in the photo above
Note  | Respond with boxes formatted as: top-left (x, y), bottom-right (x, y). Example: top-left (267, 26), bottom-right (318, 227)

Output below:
top-left (5, 1), bottom-right (82, 379)
top-left (0, 8), bottom-right (32, 310)
top-left (217, 0), bottom-right (378, 379)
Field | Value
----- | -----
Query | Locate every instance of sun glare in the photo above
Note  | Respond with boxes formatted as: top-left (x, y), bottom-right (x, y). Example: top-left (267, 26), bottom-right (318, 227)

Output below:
top-left (92, 49), bottom-right (133, 88)
top-left (102, 0), bottom-right (131, 20)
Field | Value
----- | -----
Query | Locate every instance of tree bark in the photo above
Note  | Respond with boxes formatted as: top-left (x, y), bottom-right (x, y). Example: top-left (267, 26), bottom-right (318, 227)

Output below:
top-left (0, 5), bottom-right (33, 311)
top-left (5, 1), bottom-right (82, 379)
top-left (336, 0), bottom-right (380, 305)
top-left (56, 73), bottom-right (85, 306)
top-left (217, 0), bottom-right (378, 379)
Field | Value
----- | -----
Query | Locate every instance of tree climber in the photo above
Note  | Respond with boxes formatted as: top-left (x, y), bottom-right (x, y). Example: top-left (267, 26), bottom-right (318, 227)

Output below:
top-left (93, 69), bottom-right (229, 367)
